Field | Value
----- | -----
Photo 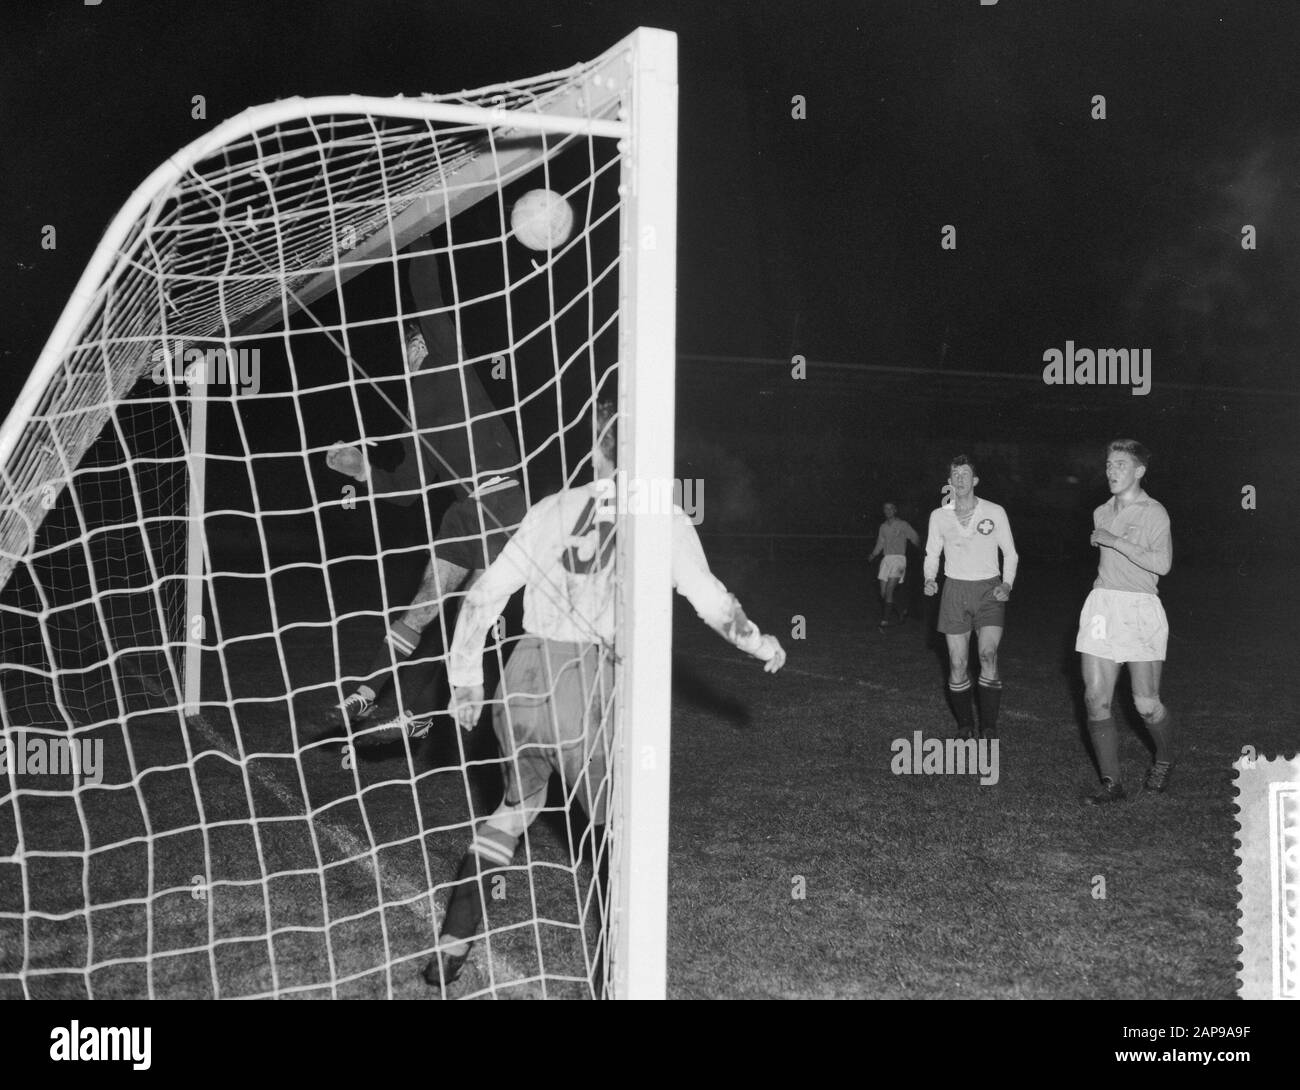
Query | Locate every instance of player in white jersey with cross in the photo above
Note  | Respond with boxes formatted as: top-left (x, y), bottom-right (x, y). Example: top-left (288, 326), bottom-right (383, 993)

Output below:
top-left (924, 455), bottom-right (1018, 740)
top-left (422, 399), bottom-right (787, 991)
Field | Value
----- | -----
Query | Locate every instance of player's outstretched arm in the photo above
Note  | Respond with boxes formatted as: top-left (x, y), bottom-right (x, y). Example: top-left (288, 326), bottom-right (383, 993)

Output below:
top-left (922, 509), bottom-right (943, 594)
top-left (996, 508), bottom-right (1019, 589)
top-left (446, 500), bottom-right (554, 729)
top-left (326, 440), bottom-right (370, 482)
top-left (366, 434), bottom-right (422, 506)
top-left (716, 600), bottom-right (786, 673)
top-left (449, 683), bottom-right (485, 731)
top-left (868, 525), bottom-right (884, 561)
top-left (326, 436), bottom-right (422, 509)
top-left (326, 438), bottom-right (430, 509)
top-left (671, 513), bottom-right (785, 673)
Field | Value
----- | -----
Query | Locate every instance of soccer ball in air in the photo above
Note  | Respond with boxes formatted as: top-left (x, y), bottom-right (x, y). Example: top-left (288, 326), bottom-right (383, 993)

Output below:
top-left (511, 189), bottom-right (574, 251)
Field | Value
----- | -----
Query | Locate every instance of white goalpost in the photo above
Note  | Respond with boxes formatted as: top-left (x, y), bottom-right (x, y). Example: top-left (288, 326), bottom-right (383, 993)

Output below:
top-left (0, 28), bottom-right (676, 1000)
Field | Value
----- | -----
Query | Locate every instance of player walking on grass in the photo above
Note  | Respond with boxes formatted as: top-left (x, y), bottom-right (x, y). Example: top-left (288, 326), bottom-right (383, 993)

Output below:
top-left (868, 501), bottom-right (919, 628)
top-left (1076, 440), bottom-right (1174, 805)
top-left (325, 235), bottom-right (525, 734)
top-left (923, 456), bottom-right (1018, 740)
top-left (421, 400), bottom-right (787, 991)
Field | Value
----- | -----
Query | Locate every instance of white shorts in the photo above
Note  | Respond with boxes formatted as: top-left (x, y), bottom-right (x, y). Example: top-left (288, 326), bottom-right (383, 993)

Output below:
top-left (877, 555), bottom-right (907, 582)
top-left (1074, 588), bottom-right (1168, 663)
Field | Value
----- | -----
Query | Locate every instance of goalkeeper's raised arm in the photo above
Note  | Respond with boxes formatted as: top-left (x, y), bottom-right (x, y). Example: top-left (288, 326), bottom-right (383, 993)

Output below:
top-left (446, 487), bottom-right (786, 727)
top-left (445, 400), bottom-right (785, 729)
top-left (670, 512), bottom-right (786, 673)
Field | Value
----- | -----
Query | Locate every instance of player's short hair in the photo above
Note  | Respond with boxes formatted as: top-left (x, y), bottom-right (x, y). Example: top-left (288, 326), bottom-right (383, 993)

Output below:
top-left (594, 399), bottom-right (617, 464)
top-left (1106, 438), bottom-right (1150, 469)
top-left (948, 454), bottom-right (976, 477)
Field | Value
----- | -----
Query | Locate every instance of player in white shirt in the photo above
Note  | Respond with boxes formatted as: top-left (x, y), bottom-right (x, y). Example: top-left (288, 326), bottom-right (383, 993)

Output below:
top-left (421, 399), bottom-right (787, 991)
top-left (867, 501), bottom-right (920, 628)
top-left (923, 455), bottom-right (1018, 740)
top-left (1076, 439), bottom-right (1175, 805)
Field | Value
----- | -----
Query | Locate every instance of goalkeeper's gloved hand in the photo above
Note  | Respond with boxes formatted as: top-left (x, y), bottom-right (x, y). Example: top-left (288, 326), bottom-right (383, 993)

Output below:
top-left (449, 684), bottom-right (485, 732)
top-left (326, 441), bottom-right (370, 482)
top-left (755, 634), bottom-right (786, 674)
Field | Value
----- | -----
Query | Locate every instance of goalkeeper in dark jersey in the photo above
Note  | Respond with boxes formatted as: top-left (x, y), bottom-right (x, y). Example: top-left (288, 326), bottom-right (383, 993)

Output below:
top-left (324, 234), bottom-right (525, 733)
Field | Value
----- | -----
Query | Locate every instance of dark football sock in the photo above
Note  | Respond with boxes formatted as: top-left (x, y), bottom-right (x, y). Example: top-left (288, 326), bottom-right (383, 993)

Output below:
top-left (440, 854), bottom-right (489, 947)
top-left (947, 680), bottom-right (976, 737)
top-left (1144, 708), bottom-right (1175, 764)
top-left (1087, 716), bottom-right (1122, 783)
top-left (358, 619), bottom-right (422, 692)
top-left (977, 675), bottom-right (1003, 738)
top-left (393, 662), bottom-right (445, 718)
top-left (441, 827), bottom-right (519, 944)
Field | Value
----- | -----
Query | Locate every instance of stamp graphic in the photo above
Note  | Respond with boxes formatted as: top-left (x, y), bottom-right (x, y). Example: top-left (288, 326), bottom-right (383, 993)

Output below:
top-left (1234, 754), bottom-right (1300, 999)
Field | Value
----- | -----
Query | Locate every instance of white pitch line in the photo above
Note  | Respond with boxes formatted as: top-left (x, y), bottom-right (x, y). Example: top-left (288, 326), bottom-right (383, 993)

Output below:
top-left (183, 708), bottom-right (436, 926)
top-left (687, 651), bottom-right (1037, 720)
top-left (182, 710), bottom-right (535, 995)
top-left (690, 651), bottom-right (904, 694)
top-left (128, 666), bottom-right (441, 928)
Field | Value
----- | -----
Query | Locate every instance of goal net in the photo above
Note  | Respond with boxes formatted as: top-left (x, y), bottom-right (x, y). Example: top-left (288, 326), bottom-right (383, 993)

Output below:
top-left (0, 28), bottom-right (676, 1000)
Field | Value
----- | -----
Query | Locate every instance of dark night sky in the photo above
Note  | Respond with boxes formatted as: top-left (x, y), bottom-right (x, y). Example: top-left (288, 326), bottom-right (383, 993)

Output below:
top-left (3, 0), bottom-right (1300, 500)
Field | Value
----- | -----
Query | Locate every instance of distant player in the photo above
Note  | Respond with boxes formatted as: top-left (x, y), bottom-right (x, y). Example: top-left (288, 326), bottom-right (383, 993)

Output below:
top-left (867, 501), bottom-right (919, 628)
top-left (422, 400), bottom-right (787, 991)
top-left (1076, 440), bottom-right (1174, 805)
top-left (923, 456), bottom-right (1018, 740)
top-left (325, 234), bottom-right (525, 732)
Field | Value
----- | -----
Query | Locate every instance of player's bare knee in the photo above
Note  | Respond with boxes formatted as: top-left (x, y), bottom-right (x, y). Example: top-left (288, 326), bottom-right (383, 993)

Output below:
top-left (1084, 692), bottom-right (1111, 720)
top-left (1083, 679), bottom-right (1110, 715)
top-left (1133, 695), bottom-right (1165, 722)
top-left (978, 648), bottom-right (998, 674)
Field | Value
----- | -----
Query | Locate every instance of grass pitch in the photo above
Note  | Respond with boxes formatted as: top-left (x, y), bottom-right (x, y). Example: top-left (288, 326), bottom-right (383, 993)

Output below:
top-left (666, 552), bottom-right (1290, 999)
top-left (2, 551), bottom-right (1288, 999)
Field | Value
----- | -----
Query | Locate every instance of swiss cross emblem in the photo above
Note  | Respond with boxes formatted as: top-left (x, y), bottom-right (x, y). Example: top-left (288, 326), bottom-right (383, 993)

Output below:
top-left (977, 518), bottom-right (994, 535)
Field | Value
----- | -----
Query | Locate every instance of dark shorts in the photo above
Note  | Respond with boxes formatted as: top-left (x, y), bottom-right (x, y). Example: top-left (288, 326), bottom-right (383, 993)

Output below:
top-left (937, 576), bottom-right (1005, 635)
top-left (493, 637), bottom-right (616, 825)
top-left (432, 480), bottom-right (527, 570)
